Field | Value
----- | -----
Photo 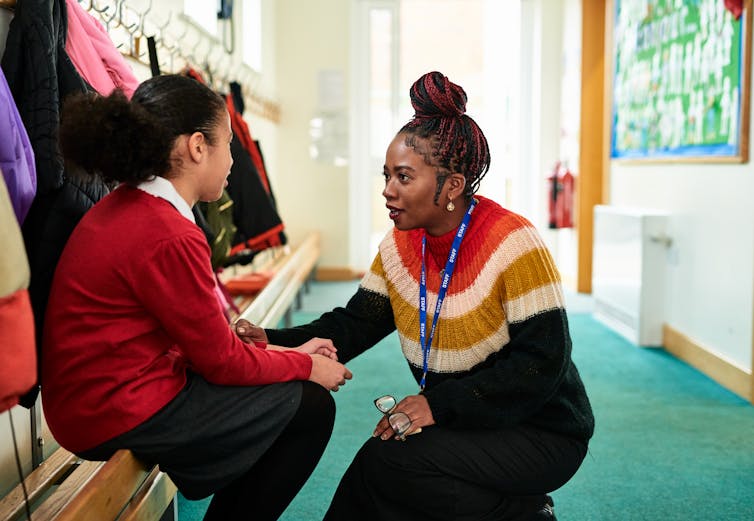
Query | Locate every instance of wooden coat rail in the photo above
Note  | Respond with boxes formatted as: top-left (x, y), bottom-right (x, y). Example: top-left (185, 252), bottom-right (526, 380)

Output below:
top-left (0, 0), bottom-right (16, 10)
top-left (221, 232), bottom-right (321, 328)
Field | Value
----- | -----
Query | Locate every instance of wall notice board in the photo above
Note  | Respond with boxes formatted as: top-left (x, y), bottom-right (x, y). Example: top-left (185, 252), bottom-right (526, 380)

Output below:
top-left (610, 0), bottom-right (751, 162)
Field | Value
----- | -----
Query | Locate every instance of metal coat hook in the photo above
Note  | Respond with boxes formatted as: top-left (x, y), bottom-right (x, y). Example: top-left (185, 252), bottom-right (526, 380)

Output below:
top-left (155, 10), bottom-right (171, 36)
top-left (200, 42), bottom-right (212, 70)
top-left (137, 0), bottom-right (153, 38)
top-left (130, 0), bottom-right (154, 58)
top-left (187, 32), bottom-right (205, 66)
top-left (151, 10), bottom-right (173, 70)
top-left (94, 0), bottom-right (118, 32)
top-left (172, 21), bottom-right (191, 52)
top-left (213, 52), bottom-right (232, 91)
top-left (117, 0), bottom-right (133, 31)
top-left (89, 0), bottom-right (109, 15)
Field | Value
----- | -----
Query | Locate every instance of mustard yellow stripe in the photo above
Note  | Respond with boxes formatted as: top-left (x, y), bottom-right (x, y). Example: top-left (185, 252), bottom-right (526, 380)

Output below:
top-left (502, 246), bottom-right (561, 301)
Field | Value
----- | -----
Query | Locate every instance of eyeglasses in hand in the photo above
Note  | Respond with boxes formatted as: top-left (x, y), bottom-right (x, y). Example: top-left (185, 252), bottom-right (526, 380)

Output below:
top-left (374, 395), bottom-right (413, 441)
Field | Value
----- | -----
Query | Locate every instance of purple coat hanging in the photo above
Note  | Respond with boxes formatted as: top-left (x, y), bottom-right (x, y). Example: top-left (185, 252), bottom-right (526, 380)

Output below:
top-left (0, 67), bottom-right (36, 224)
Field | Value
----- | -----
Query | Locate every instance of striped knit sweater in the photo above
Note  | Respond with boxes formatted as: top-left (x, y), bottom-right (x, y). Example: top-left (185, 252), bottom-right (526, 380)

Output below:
top-left (267, 196), bottom-right (594, 441)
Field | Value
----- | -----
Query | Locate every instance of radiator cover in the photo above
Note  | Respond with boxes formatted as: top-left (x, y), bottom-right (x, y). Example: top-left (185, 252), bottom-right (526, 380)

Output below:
top-left (592, 205), bottom-right (670, 346)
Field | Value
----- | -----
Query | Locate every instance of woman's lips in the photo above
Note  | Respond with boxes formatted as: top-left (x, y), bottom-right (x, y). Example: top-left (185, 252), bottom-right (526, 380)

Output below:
top-left (387, 206), bottom-right (402, 220)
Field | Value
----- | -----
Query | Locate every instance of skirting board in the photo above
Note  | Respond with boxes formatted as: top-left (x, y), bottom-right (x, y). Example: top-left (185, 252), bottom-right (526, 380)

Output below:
top-left (315, 266), bottom-right (364, 282)
top-left (663, 324), bottom-right (752, 403)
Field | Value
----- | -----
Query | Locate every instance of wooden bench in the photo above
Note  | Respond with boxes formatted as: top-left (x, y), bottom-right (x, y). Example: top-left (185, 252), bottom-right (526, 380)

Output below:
top-left (222, 231), bottom-right (321, 328)
top-left (0, 234), bottom-right (320, 521)
top-left (0, 447), bottom-right (176, 521)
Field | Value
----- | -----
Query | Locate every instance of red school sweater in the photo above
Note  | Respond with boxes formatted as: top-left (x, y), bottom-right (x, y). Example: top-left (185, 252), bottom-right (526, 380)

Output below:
top-left (42, 185), bottom-right (311, 452)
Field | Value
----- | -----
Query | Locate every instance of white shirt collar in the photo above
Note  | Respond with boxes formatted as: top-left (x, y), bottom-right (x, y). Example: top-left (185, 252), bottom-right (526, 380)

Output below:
top-left (136, 176), bottom-right (196, 223)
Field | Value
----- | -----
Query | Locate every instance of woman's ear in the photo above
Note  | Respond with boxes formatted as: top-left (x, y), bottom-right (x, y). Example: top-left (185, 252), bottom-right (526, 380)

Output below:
top-left (447, 173), bottom-right (467, 200)
top-left (187, 132), bottom-right (206, 163)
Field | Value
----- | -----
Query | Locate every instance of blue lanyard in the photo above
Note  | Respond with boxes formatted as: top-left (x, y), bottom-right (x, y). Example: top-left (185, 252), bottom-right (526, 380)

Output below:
top-left (419, 198), bottom-right (476, 390)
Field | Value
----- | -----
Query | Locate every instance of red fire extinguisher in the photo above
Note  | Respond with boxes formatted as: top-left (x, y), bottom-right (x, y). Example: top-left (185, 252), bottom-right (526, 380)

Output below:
top-left (548, 162), bottom-right (575, 229)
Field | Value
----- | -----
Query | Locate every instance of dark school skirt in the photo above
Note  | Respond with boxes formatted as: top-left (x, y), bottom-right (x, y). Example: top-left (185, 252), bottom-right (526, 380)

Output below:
top-left (78, 372), bottom-right (303, 499)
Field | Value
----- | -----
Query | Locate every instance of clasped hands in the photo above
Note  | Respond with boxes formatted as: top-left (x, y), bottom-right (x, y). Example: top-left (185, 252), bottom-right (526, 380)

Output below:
top-left (233, 319), bottom-right (352, 392)
top-left (232, 320), bottom-right (434, 438)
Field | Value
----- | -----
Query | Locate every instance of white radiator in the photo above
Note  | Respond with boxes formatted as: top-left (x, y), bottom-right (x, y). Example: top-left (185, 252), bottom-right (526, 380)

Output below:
top-left (592, 205), bottom-right (670, 346)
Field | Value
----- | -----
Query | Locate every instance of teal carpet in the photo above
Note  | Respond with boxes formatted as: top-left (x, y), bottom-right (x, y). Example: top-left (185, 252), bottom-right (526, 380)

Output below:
top-left (178, 281), bottom-right (754, 520)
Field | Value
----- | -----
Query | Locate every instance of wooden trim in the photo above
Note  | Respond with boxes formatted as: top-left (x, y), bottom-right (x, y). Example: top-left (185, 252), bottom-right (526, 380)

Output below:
top-left (576, 0), bottom-right (608, 293)
top-left (315, 266), bottom-right (364, 282)
top-left (663, 324), bottom-right (752, 402)
top-left (740, 6), bottom-right (753, 163)
top-left (0, 0), bottom-right (15, 9)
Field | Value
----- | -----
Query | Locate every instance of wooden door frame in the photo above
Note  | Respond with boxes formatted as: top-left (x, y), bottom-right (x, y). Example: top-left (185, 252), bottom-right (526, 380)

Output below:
top-left (576, 0), bottom-right (609, 293)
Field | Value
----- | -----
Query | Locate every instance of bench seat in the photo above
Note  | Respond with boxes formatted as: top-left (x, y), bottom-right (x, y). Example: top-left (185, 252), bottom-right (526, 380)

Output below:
top-left (0, 448), bottom-right (176, 521)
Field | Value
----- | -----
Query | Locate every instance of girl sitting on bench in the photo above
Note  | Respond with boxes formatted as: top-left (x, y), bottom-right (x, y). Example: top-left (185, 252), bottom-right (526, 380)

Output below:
top-left (42, 74), bottom-right (352, 521)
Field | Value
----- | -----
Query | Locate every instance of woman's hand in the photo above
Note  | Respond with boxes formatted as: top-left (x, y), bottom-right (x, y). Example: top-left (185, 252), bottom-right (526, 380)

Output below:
top-left (308, 354), bottom-right (353, 392)
top-left (373, 394), bottom-right (435, 440)
top-left (233, 319), bottom-right (268, 344)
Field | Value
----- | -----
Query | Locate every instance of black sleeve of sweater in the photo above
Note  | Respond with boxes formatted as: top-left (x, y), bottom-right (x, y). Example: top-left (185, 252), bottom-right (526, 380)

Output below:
top-left (423, 308), bottom-right (572, 429)
top-left (265, 286), bottom-right (396, 363)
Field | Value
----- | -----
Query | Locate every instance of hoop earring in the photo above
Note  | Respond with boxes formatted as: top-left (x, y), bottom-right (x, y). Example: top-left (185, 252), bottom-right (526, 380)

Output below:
top-left (446, 199), bottom-right (455, 212)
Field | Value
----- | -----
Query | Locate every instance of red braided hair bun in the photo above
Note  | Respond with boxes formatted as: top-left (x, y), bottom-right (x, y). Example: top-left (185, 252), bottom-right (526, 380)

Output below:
top-left (410, 71), bottom-right (468, 119)
top-left (400, 72), bottom-right (490, 199)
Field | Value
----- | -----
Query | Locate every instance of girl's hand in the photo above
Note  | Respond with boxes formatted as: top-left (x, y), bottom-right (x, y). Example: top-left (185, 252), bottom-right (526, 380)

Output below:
top-left (293, 337), bottom-right (338, 360)
top-left (309, 354), bottom-right (353, 392)
top-left (265, 337), bottom-right (339, 360)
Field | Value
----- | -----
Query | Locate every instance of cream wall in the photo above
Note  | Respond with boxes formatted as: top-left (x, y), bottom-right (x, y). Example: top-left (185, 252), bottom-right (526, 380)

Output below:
top-left (609, 161), bottom-right (754, 373)
top-left (273, 0), bottom-right (351, 268)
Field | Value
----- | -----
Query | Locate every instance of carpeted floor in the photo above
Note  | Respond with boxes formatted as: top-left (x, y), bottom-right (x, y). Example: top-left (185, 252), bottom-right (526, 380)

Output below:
top-left (178, 281), bottom-right (754, 520)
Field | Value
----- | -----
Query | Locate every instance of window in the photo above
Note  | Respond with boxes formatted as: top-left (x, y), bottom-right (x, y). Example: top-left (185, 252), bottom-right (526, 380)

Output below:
top-left (243, 0), bottom-right (263, 71)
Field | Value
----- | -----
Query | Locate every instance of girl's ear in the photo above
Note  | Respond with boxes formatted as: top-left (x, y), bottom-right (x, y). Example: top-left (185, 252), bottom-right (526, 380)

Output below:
top-left (187, 132), bottom-right (206, 163)
top-left (447, 172), bottom-right (467, 199)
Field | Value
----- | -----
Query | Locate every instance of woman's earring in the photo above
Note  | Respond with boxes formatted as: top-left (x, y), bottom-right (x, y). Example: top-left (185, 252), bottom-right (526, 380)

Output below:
top-left (446, 199), bottom-right (455, 212)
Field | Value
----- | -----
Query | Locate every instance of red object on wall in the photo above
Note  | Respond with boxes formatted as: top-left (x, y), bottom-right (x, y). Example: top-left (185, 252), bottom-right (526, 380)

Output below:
top-left (548, 162), bottom-right (575, 229)
top-left (724, 0), bottom-right (744, 20)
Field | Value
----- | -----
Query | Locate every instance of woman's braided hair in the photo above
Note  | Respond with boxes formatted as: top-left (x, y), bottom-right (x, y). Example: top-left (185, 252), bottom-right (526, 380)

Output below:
top-left (399, 71), bottom-right (490, 202)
